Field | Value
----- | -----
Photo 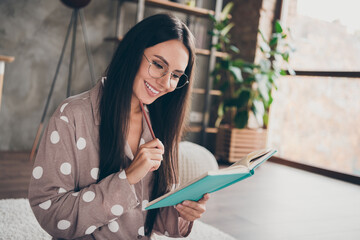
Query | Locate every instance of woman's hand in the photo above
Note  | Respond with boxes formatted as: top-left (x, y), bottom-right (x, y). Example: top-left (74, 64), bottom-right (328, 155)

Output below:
top-left (175, 193), bottom-right (210, 221)
top-left (125, 138), bottom-right (164, 185)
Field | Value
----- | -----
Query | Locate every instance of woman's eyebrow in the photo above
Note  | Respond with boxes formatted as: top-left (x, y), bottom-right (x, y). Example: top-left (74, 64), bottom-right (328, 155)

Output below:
top-left (154, 55), bottom-right (185, 73)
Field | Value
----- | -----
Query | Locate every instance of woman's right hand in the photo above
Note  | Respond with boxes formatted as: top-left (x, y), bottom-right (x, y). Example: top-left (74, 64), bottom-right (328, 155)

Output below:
top-left (125, 138), bottom-right (164, 185)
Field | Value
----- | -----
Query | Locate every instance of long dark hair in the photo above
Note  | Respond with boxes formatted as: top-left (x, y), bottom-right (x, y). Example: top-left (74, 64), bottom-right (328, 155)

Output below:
top-left (98, 14), bottom-right (196, 235)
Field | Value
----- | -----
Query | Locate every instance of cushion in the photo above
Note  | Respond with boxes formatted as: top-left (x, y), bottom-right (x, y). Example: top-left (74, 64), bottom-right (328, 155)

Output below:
top-left (178, 141), bottom-right (219, 186)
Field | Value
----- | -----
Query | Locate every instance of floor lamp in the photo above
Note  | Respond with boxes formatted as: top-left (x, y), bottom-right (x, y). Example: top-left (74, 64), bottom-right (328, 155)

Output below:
top-left (29, 0), bottom-right (96, 162)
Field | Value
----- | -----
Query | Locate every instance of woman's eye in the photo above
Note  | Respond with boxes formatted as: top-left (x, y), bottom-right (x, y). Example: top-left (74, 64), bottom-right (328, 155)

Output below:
top-left (153, 61), bottom-right (164, 69)
top-left (172, 74), bottom-right (181, 80)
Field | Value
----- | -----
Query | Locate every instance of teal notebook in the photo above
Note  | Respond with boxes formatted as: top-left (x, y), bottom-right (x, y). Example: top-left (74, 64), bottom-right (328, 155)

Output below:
top-left (145, 148), bottom-right (277, 210)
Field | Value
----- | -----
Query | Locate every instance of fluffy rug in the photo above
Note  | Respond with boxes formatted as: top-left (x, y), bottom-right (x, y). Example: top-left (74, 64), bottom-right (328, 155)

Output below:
top-left (0, 198), bottom-right (236, 240)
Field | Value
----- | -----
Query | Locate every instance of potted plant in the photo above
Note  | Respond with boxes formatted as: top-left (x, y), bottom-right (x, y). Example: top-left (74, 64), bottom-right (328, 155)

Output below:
top-left (209, 2), bottom-right (295, 162)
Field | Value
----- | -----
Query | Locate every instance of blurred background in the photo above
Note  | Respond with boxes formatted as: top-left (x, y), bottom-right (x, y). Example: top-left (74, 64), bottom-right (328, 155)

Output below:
top-left (0, 0), bottom-right (360, 239)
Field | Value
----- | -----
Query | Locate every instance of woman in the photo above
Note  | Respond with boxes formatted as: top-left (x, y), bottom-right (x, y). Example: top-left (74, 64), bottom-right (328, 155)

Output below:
top-left (28, 13), bottom-right (209, 239)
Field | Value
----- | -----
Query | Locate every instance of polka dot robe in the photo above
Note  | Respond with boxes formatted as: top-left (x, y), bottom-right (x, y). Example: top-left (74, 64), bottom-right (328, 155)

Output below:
top-left (28, 81), bottom-right (192, 239)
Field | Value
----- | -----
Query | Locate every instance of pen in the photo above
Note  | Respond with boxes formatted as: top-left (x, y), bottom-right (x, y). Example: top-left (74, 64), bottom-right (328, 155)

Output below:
top-left (139, 101), bottom-right (156, 139)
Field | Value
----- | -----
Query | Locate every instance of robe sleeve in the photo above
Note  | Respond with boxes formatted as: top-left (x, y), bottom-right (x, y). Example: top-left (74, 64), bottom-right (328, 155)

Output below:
top-left (153, 206), bottom-right (193, 237)
top-left (28, 106), bottom-right (139, 239)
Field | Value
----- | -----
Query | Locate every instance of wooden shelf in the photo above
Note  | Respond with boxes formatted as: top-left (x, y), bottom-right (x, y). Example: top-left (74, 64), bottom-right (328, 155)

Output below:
top-left (104, 36), bottom-right (122, 42)
top-left (126, 0), bottom-right (215, 18)
top-left (104, 37), bottom-right (228, 58)
top-left (104, 37), bottom-right (229, 58)
top-left (0, 55), bottom-right (15, 63)
top-left (186, 126), bottom-right (218, 133)
top-left (195, 48), bottom-right (228, 58)
top-left (192, 88), bottom-right (221, 96)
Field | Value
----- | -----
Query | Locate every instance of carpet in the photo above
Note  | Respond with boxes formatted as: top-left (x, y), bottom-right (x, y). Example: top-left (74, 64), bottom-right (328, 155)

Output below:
top-left (0, 198), bottom-right (236, 240)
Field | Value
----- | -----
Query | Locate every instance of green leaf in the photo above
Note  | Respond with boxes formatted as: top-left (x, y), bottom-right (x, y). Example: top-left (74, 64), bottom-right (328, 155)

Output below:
top-left (237, 90), bottom-right (250, 108)
top-left (220, 59), bottom-right (231, 69)
top-left (269, 36), bottom-right (279, 46)
top-left (288, 67), bottom-right (296, 75)
top-left (217, 102), bottom-right (224, 117)
top-left (274, 20), bottom-right (283, 33)
top-left (234, 111), bottom-right (248, 129)
top-left (220, 23), bottom-right (234, 36)
top-left (230, 45), bottom-right (240, 53)
top-left (282, 52), bottom-right (289, 62)
top-left (252, 99), bottom-right (265, 127)
top-left (263, 112), bottom-right (269, 128)
top-left (243, 67), bottom-right (254, 74)
top-left (256, 77), bottom-right (270, 102)
top-left (219, 81), bottom-right (229, 92)
top-left (259, 59), bottom-right (271, 72)
top-left (229, 66), bottom-right (243, 82)
top-left (208, 30), bottom-right (216, 36)
top-left (258, 29), bottom-right (269, 43)
top-left (221, 2), bottom-right (234, 21)
top-left (224, 98), bottom-right (238, 108)
top-left (280, 69), bottom-right (287, 76)
top-left (260, 42), bottom-right (271, 53)
top-left (208, 13), bottom-right (217, 23)
top-left (232, 59), bottom-right (246, 67)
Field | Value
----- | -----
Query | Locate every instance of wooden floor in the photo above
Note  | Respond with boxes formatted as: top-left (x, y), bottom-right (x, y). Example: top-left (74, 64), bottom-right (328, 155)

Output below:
top-left (1, 152), bottom-right (360, 239)
top-left (0, 152), bottom-right (32, 199)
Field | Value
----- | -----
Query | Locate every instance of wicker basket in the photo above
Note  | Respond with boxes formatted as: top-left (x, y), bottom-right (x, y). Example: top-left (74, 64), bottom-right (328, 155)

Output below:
top-left (215, 127), bottom-right (268, 163)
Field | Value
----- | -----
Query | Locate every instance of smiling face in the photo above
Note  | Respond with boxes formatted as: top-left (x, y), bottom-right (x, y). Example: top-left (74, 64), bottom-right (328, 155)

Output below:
top-left (132, 39), bottom-right (189, 105)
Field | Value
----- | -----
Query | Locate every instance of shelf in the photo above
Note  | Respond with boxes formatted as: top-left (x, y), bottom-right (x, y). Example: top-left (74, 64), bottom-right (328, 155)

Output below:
top-left (195, 49), bottom-right (228, 58)
top-left (186, 126), bottom-right (218, 133)
top-left (104, 37), bottom-right (228, 58)
top-left (104, 36), bottom-right (122, 42)
top-left (126, 0), bottom-right (215, 18)
top-left (192, 88), bottom-right (221, 96)
top-left (0, 55), bottom-right (15, 63)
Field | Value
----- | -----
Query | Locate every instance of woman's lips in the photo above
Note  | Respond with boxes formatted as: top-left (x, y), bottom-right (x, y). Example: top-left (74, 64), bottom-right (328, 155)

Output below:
top-left (144, 80), bottom-right (160, 96)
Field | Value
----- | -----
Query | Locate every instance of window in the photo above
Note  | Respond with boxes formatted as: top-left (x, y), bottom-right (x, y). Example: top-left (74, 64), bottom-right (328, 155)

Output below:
top-left (267, 0), bottom-right (360, 177)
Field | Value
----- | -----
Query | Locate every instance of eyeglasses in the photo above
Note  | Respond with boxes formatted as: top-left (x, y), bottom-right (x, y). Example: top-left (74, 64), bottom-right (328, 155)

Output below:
top-left (143, 54), bottom-right (189, 89)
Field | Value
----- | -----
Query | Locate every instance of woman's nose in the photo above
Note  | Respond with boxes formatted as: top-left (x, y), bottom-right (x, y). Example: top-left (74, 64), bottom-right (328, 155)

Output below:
top-left (156, 72), bottom-right (172, 89)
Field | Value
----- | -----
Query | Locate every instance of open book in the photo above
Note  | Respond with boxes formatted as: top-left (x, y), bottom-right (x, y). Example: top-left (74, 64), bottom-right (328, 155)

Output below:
top-left (145, 148), bottom-right (277, 210)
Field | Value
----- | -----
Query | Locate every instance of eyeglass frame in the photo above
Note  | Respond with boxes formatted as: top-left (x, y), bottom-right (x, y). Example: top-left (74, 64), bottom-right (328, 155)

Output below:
top-left (143, 54), bottom-right (189, 89)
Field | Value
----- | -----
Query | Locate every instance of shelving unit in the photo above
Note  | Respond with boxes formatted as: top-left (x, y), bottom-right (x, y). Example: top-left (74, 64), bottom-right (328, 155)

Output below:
top-left (104, 37), bottom-right (228, 58)
top-left (106, 0), bottom-right (224, 147)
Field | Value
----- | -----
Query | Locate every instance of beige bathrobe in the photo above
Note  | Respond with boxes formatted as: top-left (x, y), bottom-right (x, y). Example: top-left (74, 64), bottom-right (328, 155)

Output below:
top-left (28, 81), bottom-right (192, 239)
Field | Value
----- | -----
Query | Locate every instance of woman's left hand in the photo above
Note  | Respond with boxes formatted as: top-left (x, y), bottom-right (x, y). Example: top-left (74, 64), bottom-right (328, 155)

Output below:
top-left (175, 193), bottom-right (210, 221)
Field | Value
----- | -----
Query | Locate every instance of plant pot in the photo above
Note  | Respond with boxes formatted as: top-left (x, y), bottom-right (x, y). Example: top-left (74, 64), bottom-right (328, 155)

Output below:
top-left (215, 127), bottom-right (268, 163)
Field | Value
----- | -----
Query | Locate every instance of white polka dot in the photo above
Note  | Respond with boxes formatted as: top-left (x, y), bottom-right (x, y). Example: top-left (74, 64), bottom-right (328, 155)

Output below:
top-left (118, 170), bottom-right (126, 179)
top-left (85, 225), bottom-right (96, 235)
top-left (57, 220), bottom-right (71, 230)
top-left (60, 103), bottom-right (68, 113)
top-left (139, 138), bottom-right (145, 146)
top-left (50, 131), bottom-right (60, 144)
top-left (138, 226), bottom-right (145, 236)
top-left (32, 166), bottom-right (43, 179)
top-left (90, 168), bottom-right (99, 180)
top-left (77, 137), bottom-right (86, 150)
top-left (108, 221), bottom-right (119, 233)
top-left (72, 192), bottom-right (79, 197)
top-left (60, 162), bottom-right (71, 175)
top-left (164, 231), bottom-right (169, 236)
top-left (142, 200), bottom-right (149, 211)
top-left (82, 191), bottom-right (95, 202)
top-left (58, 188), bottom-right (66, 193)
top-left (39, 200), bottom-right (51, 210)
top-left (60, 116), bottom-right (69, 123)
top-left (111, 205), bottom-right (124, 216)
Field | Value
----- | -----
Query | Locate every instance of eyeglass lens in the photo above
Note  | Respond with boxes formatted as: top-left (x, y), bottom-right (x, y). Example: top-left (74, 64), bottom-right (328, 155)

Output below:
top-left (148, 59), bottom-right (188, 89)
